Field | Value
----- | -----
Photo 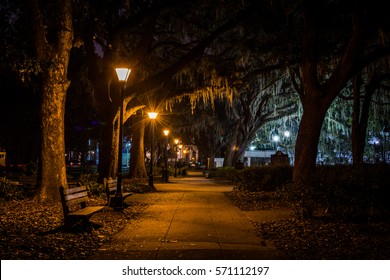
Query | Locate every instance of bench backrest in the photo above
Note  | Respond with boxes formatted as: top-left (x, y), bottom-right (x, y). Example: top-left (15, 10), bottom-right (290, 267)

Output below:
top-left (59, 185), bottom-right (89, 215)
top-left (104, 177), bottom-right (117, 192)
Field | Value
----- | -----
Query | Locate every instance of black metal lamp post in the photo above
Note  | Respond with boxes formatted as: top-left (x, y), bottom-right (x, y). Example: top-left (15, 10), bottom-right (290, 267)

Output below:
top-left (163, 129), bottom-right (169, 182)
top-left (174, 138), bottom-right (179, 177)
top-left (114, 67), bottom-right (131, 211)
top-left (178, 144), bottom-right (182, 176)
top-left (148, 112), bottom-right (158, 188)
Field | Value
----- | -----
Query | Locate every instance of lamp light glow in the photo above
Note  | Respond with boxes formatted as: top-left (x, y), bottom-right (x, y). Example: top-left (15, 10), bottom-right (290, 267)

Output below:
top-left (148, 112), bottom-right (158, 119)
top-left (163, 129), bottom-right (169, 136)
top-left (115, 68), bottom-right (131, 82)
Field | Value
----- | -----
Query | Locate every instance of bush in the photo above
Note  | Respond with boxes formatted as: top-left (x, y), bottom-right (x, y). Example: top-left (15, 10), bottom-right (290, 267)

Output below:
top-left (277, 164), bottom-right (390, 221)
top-left (0, 177), bottom-right (27, 200)
top-left (78, 173), bottom-right (105, 198)
top-left (215, 167), bottom-right (238, 179)
top-left (232, 166), bottom-right (293, 192)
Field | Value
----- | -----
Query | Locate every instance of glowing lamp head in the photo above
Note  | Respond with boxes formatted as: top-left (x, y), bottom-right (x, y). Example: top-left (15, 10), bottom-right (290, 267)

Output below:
top-left (115, 68), bottom-right (131, 82)
top-left (163, 129), bottom-right (169, 136)
top-left (148, 112), bottom-right (158, 120)
top-left (174, 139), bottom-right (179, 145)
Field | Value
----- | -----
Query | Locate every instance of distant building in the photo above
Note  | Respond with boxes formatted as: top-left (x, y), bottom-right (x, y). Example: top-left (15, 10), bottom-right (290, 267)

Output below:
top-left (244, 150), bottom-right (275, 166)
top-left (214, 149), bottom-right (276, 167)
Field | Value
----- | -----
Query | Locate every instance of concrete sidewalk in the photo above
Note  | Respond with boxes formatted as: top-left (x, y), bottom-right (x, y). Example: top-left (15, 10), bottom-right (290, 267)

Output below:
top-left (91, 171), bottom-right (287, 260)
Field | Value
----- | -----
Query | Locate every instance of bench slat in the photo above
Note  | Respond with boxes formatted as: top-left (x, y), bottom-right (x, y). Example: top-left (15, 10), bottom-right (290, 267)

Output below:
top-left (64, 191), bottom-right (88, 202)
top-left (67, 206), bottom-right (104, 217)
top-left (59, 185), bottom-right (105, 230)
top-left (104, 177), bottom-right (133, 207)
top-left (65, 196), bottom-right (89, 207)
top-left (64, 185), bottom-right (87, 195)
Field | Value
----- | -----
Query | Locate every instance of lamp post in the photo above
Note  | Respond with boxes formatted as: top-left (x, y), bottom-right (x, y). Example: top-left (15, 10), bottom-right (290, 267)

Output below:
top-left (148, 112), bottom-right (158, 188)
top-left (114, 67), bottom-right (131, 211)
top-left (178, 144), bottom-right (183, 176)
top-left (272, 135), bottom-right (280, 151)
top-left (174, 138), bottom-right (179, 177)
top-left (163, 129), bottom-right (169, 182)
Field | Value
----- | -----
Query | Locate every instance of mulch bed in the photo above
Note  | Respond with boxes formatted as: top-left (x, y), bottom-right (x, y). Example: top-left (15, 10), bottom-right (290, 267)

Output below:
top-left (0, 197), bottom-right (148, 259)
top-left (226, 189), bottom-right (390, 259)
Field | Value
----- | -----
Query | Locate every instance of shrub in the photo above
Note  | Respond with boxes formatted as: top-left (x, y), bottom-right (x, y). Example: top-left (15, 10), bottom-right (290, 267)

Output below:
top-left (215, 167), bottom-right (238, 179)
top-left (78, 173), bottom-right (105, 198)
top-left (0, 177), bottom-right (27, 200)
top-left (277, 164), bottom-right (390, 221)
top-left (232, 166), bottom-right (293, 192)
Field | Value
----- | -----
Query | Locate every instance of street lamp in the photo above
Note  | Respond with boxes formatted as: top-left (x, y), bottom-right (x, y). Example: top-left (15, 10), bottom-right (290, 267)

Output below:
top-left (178, 144), bottom-right (183, 175)
top-left (114, 67), bottom-right (131, 211)
top-left (148, 112), bottom-right (158, 189)
top-left (174, 138), bottom-right (179, 177)
top-left (163, 129), bottom-right (169, 182)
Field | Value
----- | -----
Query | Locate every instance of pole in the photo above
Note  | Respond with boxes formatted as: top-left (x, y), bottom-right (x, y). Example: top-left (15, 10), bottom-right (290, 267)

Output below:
top-left (164, 136), bottom-right (169, 182)
top-left (174, 145), bottom-right (177, 177)
top-left (149, 119), bottom-right (154, 188)
top-left (114, 87), bottom-right (124, 211)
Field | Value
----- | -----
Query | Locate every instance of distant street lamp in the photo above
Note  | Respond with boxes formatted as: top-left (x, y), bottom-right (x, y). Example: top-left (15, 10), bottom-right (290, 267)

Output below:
top-left (272, 134), bottom-right (280, 150)
top-left (113, 67), bottom-right (131, 211)
top-left (178, 144), bottom-right (183, 175)
top-left (148, 112), bottom-right (158, 188)
top-left (283, 130), bottom-right (291, 163)
top-left (174, 138), bottom-right (179, 177)
top-left (163, 129), bottom-right (169, 182)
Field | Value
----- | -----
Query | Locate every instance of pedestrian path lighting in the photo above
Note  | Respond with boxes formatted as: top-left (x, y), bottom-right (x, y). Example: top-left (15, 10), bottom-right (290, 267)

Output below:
top-left (174, 138), bottom-right (179, 177)
top-left (178, 144), bottom-right (183, 175)
top-left (163, 129), bottom-right (170, 182)
top-left (272, 134), bottom-right (280, 151)
top-left (148, 112), bottom-right (158, 188)
top-left (113, 67), bottom-right (131, 211)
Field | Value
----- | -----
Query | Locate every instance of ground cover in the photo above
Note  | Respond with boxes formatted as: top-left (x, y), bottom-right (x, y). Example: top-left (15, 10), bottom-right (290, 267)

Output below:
top-left (226, 189), bottom-right (390, 259)
top-left (0, 198), bottom-right (148, 259)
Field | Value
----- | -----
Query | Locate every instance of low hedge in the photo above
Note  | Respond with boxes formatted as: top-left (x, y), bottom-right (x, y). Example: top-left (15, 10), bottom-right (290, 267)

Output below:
top-left (278, 164), bottom-right (390, 221)
top-left (230, 166), bottom-right (293, 192)
top-left (223, 164), bottom-right (390, 222)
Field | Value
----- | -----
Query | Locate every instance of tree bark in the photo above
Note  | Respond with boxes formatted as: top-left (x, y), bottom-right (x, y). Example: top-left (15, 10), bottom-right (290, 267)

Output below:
top-left (32, 0), bottom-right (73, 202)
top-left (97, 118), bottom-right (118, 181)
top-left (129, 116), bottom-right (147, 178)
top-left (293, 99), bottom-right (328, 182)
top-left (292, 2), bottom-right (361, 182)
top-left (351, 73), bottom-right (385, 164)
top-left (38, 80), bottom-right (69, 202)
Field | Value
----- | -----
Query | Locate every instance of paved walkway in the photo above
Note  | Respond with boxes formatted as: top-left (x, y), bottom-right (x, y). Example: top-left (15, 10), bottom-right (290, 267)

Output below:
top-left (91, 171), bottom-right (289, 260)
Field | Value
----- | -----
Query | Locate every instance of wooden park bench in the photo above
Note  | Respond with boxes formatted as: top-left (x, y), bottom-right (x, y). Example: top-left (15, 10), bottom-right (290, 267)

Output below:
top-left (59, 185), bottom-right (104, 230)
top-left (103, 177), bottom-right (133, 207)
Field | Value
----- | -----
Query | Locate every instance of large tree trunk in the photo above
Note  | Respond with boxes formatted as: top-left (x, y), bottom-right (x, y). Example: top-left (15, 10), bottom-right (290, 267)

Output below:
top-left (129, 117), bottom-right (147, 178)
top-left (32, 0), bottom-right (73, 202)
top-left (292, 1), bottom-right (361, 183)
top-left (37, 80), bottom-right (69, 202)
top-left (351, 73), bottom-right (385, 164)
top-left (98, 118), bottom-right (119, 181)
top-left (293, 100), bottom-right (328, 182)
